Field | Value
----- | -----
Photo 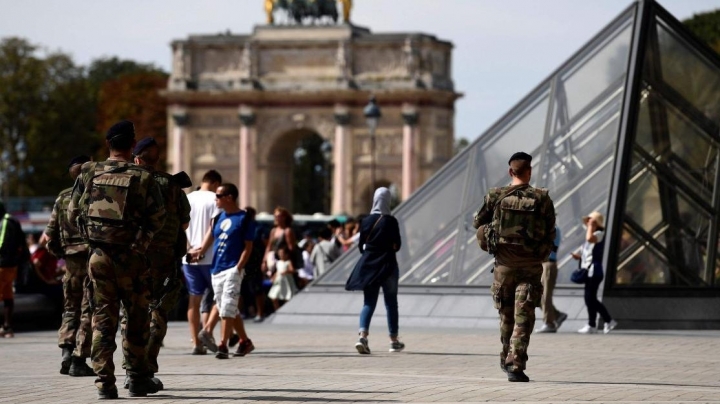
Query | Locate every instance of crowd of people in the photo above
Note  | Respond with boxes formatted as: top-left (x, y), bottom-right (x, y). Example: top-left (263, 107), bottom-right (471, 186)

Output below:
top-left (0, 119), bottom-right (622, 398)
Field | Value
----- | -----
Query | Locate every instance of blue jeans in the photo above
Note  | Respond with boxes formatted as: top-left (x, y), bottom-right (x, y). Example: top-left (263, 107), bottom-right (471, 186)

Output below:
top-left (359, 269), bottom-right (399, 337)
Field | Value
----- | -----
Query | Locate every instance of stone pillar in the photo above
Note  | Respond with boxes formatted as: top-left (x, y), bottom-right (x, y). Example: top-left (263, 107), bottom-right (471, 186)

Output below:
top-left (402, 105), bottom-right (419, 200)
top-left (171, 109), bottom-right (188, 174)
top-left (238, 106), bottom-right (256, 208)
top-left (333, 106), bottom-right (351, 214)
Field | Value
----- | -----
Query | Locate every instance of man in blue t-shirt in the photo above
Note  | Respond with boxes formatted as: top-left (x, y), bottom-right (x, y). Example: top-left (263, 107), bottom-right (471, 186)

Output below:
top-left (191, 183), bottom-right (257, 359)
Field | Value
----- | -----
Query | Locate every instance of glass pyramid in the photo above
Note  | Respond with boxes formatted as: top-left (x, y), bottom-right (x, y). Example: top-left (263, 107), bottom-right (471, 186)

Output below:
top-left (318, 0), bottom-right (720, 292)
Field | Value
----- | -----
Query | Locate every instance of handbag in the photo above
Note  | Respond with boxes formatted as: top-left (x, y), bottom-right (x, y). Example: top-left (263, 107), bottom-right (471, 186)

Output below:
top-left (570, 262), bottom-right (592, 284)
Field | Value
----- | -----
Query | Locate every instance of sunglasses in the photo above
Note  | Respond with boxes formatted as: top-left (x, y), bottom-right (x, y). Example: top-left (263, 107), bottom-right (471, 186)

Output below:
top-left (215, 193), bottom-right (229, 199)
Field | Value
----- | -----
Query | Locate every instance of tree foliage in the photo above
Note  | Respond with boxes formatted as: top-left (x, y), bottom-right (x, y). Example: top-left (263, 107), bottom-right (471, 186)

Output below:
top-left (97, 72), bottom-right (168, 169)
top-left (0, 38), bottom-right (168, 198)
top-left (684, 10), bottom-right (720, 55)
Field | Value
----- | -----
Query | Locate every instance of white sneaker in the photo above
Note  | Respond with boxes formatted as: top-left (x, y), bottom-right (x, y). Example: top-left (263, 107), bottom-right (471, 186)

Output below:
top-left (355, 337), bottom-right (371, 354)
top-left (536, 323), bottom-right (557, 333)
top-left (389, 340), bottom-right (405, 352)
top-left (603, 320), bottom-right (618, 334)
top-left (577, 324), bottom-right (597, 334)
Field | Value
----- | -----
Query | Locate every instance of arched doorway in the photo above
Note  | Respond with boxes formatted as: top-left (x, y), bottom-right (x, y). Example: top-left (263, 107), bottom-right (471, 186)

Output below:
top-left (266, 129), bottom-right (331, 214)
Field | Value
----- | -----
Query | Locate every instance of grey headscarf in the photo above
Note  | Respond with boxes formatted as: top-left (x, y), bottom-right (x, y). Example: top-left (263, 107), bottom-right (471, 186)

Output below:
top-left (370, 187), bottom-right (391, 215)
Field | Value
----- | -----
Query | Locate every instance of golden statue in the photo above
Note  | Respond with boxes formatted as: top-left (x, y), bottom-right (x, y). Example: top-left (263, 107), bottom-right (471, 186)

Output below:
top-left (265, 0), bottom-right (275, 24)
top-left (339, 0), bottom-right (351, 23)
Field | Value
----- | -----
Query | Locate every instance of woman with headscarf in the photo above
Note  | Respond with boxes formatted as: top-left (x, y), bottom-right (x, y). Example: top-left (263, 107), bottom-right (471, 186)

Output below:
top-left (345, 187), bottom-right (403, 354)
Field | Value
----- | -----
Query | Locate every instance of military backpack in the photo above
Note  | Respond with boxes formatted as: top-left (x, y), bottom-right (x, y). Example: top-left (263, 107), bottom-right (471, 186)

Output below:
top-left (77, 162), bottom-right (147, 245)
top-left (482, 184), bottom-right (552, 257)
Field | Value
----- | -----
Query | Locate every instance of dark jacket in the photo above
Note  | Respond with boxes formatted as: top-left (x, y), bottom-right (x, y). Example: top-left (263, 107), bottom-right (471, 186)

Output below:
top-left (0, 213), bottom-right (26, 267)
top-left (345, 214), bottom-right (402, 291)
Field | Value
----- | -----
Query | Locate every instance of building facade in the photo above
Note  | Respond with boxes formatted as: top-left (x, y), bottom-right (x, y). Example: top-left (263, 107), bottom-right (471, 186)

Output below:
top-left (163, 22), bottom-right (461, 214)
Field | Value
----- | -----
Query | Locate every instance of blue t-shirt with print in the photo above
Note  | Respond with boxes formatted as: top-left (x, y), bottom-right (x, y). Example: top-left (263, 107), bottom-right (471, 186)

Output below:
top-left (211, 210), bottom-right (257, 275)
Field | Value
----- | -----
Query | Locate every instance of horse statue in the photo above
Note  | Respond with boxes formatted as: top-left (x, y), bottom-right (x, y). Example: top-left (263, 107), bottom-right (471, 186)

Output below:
top-left (265, 0), bottom-right (351, 25)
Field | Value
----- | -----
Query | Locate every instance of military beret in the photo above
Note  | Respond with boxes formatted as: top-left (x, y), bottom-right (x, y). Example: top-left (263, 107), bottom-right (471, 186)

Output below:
top-left (67, 155), bottom-right (91, 169)
top-left (508, 152), bottom-right (532, 165)
top-left (133, 137), bottom-right (158, 156)
top-left (106, 120), bottom-right (135, 140)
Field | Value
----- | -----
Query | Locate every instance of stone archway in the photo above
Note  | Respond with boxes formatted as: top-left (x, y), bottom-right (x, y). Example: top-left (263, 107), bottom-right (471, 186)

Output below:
top-left (265, 128), bottom-right (331, 214)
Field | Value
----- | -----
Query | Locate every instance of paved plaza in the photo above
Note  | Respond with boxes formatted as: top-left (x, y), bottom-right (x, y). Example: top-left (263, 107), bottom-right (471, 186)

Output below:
top-left (1, 321), bottom-right (719, 403)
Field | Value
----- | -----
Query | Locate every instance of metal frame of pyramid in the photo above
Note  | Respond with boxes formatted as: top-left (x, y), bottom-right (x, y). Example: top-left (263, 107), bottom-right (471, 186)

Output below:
top-left (285, 0), bottom-right (720, 329)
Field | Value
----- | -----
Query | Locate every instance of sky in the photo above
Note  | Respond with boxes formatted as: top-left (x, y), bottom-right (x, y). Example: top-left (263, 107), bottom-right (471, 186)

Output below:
top-left (2, 0), bottom-right (720, 141)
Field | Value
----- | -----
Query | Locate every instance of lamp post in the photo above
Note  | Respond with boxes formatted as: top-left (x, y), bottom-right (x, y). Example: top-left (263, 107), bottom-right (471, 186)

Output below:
top-left (363, 96), bottom-right (381, 193)
top-left (15, 138), bottom-right (27, 198)
top-left (320, 140), bottom-right (333, 214)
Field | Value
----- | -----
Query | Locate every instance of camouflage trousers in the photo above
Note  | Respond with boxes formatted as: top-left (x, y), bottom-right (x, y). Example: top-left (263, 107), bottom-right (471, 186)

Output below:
top-left (87, 245), bottom-right (152, 390)
top-left (121, 250), bottom-right (182, 374)
top-left (490, 264), bottom-right (543, 371)
top-left (57, 252), bottom-right (92, 359)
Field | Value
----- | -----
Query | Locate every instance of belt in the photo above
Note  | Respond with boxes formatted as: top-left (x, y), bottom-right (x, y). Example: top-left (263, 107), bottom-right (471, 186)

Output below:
top-left (548, 259), bottom-right (557, 263)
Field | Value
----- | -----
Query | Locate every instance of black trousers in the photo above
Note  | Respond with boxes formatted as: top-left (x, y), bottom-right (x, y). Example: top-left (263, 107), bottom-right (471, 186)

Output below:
top-left (584, 271), bottom-right (612, 327)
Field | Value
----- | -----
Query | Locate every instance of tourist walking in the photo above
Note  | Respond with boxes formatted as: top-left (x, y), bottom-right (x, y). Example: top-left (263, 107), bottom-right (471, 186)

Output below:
top-left (345, 187), bottom-right (404, 355)
top-left (473, 152), bottom-right (556, 382)
top-left (0, 202), bottom-right (26, 339)
top-left (537, 225), bottom-right (567, 333)
top-left (572, 211), bottom-right (617, 335)
top-left (191, 184), bottom-right (256, 359)
top-left (183, 170), bottom-right (222, 354)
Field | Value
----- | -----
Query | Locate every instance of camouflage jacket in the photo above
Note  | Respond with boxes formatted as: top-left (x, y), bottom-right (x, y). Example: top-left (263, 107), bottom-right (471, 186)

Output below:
top-left (44, 186), bottom-right (88, 257)
top-left (148, 170), bottom-right (191, 250)
top-left (68, 160), bottom-right (166, 252)
top-left (473, 184), bottom-right (556, 260)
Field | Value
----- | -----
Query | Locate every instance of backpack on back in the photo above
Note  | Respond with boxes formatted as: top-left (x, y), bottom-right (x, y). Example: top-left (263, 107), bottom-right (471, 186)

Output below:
top-left (78, 163), bottom-right (144, 245)
top-left (484, 185), bottom-right (552, 258)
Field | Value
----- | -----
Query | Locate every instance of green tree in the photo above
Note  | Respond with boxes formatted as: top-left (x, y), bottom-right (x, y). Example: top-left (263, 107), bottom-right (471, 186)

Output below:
top-left (0, 38), bottom-right (98, 197)
top-left (96, 71), bottom-right (169, 168)
top-left (684, 10), bottom-right (720, 55)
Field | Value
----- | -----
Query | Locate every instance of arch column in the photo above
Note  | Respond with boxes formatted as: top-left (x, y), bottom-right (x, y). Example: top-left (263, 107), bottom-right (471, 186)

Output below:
top-left (171, 109), bottom-right (188, 174)
top-left (238, 106), bottom-right (256, 208)
top-left (402, 105), bottom-right (419, 200)
top-left (333, 106), bottom-right (350, 214)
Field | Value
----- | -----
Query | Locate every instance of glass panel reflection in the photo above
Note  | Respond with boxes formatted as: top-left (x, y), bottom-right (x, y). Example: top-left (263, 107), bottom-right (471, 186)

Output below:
top-left (560, 21), bottom-right (633, 119)
top-left (657, 21), bottom-right (720, 122)
top-left (625, 165), bottom-right (662, 233)
top-left (617, 236), bottom-right (670, 285)
top-left (481, 94), bottom-right (548, 177)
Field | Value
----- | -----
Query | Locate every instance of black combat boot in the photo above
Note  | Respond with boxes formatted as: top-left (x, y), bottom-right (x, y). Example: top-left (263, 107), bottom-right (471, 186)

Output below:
top-left (507, 369), bottom-right (530, 382)
top-left (69, 356), bottom-right (95, 377)
top-left (128, 377), bottom-right (160, 397)
top-left (60, 346), bottom-right (73, 375)
top-left (97, 386), bottom-right (119, 400)
top-left (150, 375), bottom-right (164, 391)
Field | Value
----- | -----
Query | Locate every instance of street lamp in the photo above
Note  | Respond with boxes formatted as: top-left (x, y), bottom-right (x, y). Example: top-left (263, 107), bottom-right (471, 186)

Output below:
top-left (363, 96), bottom-right (381, 192)
top-left (320, 140), bottom-right (333, 214)
top-left (15, 139), bottom-right (27, 198)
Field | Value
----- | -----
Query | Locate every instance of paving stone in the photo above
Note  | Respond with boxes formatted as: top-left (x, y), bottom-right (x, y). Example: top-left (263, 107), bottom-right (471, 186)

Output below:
top-left (0, 323), bottom-right (719, 403)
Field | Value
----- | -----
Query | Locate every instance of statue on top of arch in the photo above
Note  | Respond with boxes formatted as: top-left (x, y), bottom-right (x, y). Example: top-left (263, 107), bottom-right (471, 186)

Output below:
top-left (264, 0), bottom-right (352, 25)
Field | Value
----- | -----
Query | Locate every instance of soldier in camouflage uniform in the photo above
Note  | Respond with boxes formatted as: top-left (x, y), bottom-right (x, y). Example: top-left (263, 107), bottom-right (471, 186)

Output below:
top-left (473, 152), bottom-right (556, 382)
top-left (119, 137), bottom-right (190, 390)
top-left (43, 155), bottom-right (95, 377)
top-left (68, 121), bottom-right (166, 399)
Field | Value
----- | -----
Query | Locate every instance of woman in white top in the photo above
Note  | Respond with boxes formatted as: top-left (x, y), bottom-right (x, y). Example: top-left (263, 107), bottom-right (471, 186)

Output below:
top-left (571, 211), bottom-right (617, 334)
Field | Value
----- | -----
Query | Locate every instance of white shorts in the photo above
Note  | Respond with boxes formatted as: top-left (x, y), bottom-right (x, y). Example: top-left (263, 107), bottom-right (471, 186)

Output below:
top-left (211, 268), bottom-right (244, 318)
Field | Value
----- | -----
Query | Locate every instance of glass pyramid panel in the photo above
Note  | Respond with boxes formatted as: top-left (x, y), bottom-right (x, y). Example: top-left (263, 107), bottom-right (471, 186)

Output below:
top-left (609, 6), bottom-right (720, 289)
top-left (318, 6), bottom-right (637, 287)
